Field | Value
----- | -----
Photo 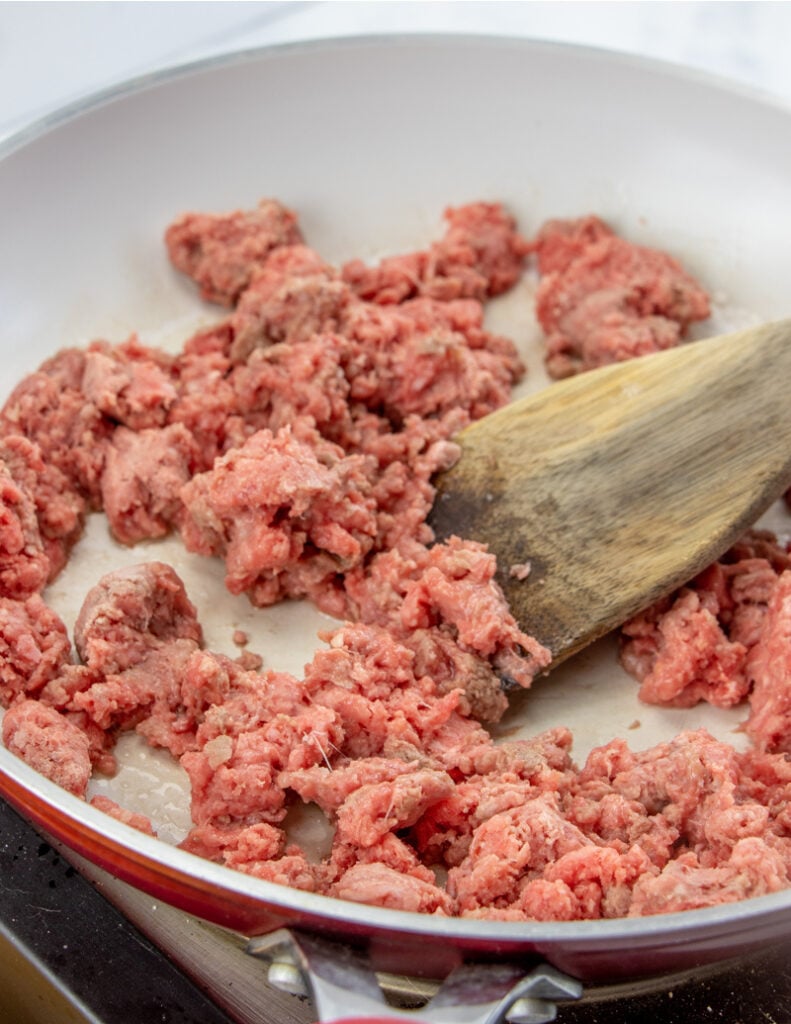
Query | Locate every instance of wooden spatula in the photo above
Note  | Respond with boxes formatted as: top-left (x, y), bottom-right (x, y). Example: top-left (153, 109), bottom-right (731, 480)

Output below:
top-left (429, 320), bottom-right (791, 668)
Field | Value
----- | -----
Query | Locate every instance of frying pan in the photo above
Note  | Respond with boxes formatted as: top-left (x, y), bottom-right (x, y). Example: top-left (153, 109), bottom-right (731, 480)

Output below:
top-left (1, 35), bottom-right (791, 1023)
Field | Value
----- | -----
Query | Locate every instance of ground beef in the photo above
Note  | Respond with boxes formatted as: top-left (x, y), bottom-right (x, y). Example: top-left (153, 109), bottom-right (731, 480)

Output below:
top-left (178, 425), bottom-right (378, 613)
top-left (447, 793), bottom-right (592, 912)
top-left (532, 215), bottom-right (710, 378)
top-left (342, 202), bottom-right (528, 303)
top-left (2, 699), bottom-right (92, 796)
top-left (0, 595), bottom-right (71, 705)
top-left (101, 423), bottom-right (200, 545)
top-left (334, 767), bottom-right (455, 848)
top-left (345, 537), bottom-right (551, 698)
top-left (620, 588), bottom-right (750, 709)
top-left (745, 571), bottom-right (791, 752)
top-left (629, 839), bottom-right (789, 916)
top-left (0, 447), bottom-right (50, 598)
top-left (89, 794), bottom-right (156, 835)
top-left (165, 198), bottom-right (303, 306)
top-left (74, 562), bottom-right (203, 674)
top-left (82, 338), bottom-right (178, 430)
top-left (0, 435), bottom-right (85, 582)
top-left (228, 245), bottom-right (350, 361)
top-left (330, 860), bottom-right (453, 915)
top-left (229, 335), bottom-right (353, 441)
top-left (74, 638), bottom-right (199, 739)
top-left (3, 196), bottom-right (790, 924)
top-left (621, 532), bottom-right (791, 741)
top-left (0, 348), bottom-right (114, 506)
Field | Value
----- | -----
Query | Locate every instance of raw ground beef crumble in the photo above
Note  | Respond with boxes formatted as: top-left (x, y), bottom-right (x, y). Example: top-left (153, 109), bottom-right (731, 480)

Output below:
top-left (1, 200), bottom-right (790, 922)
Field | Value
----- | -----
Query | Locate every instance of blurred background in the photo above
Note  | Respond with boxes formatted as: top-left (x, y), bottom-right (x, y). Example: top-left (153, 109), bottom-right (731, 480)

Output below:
top-left (2, 0), bottom-right (791, 144)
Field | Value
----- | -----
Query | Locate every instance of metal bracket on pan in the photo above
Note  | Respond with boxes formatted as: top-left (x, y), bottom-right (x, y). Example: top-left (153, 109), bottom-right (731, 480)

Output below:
top-left (247, 928), bottom-right (583, 1024)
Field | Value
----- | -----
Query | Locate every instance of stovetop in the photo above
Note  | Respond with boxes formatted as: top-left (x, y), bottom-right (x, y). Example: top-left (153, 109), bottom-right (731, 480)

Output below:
top-left (2, 798), bottom-right (790, 1024)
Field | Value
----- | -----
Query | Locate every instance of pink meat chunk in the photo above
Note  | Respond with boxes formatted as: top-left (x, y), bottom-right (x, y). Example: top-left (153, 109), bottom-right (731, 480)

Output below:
top-left (182, 821), bottom-right (320, 890)
top-left (520, 844), bottom-right (657, 921)
top-left (299, 622), bottom-right (505, 763)
top-left (227, 247), bottom-right (523, 426)
top-left (363, 317), bottom-right (518, 424)
top-left (531, 214), bottom-right (615, 276)
top-left (341, 295), bottom-right (523, 426)
top-left (0, 595), bottom-right (71, 706)
top-left (533, 216), bottom-right (711, 378)
top-left (180, 820), bottom-right (285, 862)
top-left (351, 413), bottom-right (461, 551)
top-left (0, 349), bottom-right (113, 506)
top-left (622, 589), bottom-right (749, 709)
top-left (284, 757), bottom-right (423, 815)
top-left (230, 335), bottom-right (353, 440)
top-left (193, 665), bottom-right (313, 749)
top-left (74, 562), bottom-right (203, 675)
top-left (181, 735), bottom-right (289, 828)
top-left (574, 730), bottom-right (739, 836)
top-left (629, 838), bottom-right (789, 915)
top-left (334, 767), bottom-right (455, 848)
top-left (229, 245), bottom-right (350, 361)
top-left (744, 571), bottom-right (791, 752)
top-left (90, 794), bottom-right (156, 835)
top-left (179, 426), bottom-right (378, 610)
top-left (165, 198), bottom-right (303, 306)
top-left (74, 638), bottom-right (198, 740)
top-left (0, 450), bottom-right (50, 599)
top-left (346, 537), bottom-right (551, 706)
top-left (182, 701), bottom-right (344, 828)
top-left (2, 699), bottom-right (92, 796)
top-left (413, 731), bottom-right (576, 867)
top-left (101, 424), bottom-right (200, 544)
top-left (447, 794), bottom-right (591, 912)
top-left (330, 860), bottom-right (453, 914)
top-left (621, 530), bottom-right (791, 712)
top-left (0, 435), bottom-right (85, 582)
top-left (32, 663), bottom-right (119, 775)
top-left (82, 338), bottom-right (178, 430)
top-left (342, 202), bottom-right (528, 303)
top-left (168, 339), bottom-right (245, 470)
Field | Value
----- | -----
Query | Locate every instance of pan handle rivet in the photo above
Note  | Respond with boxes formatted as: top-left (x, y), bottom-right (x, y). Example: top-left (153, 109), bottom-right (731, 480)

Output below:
top-left (506, 996), bottom-right (558, 1024)
top-left (267, 961), bottom-right (309, 998)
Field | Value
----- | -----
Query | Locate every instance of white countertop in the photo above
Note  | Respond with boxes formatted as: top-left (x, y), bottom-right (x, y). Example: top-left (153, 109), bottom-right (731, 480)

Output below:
top-left (2, 0), bottom-right (791, 143)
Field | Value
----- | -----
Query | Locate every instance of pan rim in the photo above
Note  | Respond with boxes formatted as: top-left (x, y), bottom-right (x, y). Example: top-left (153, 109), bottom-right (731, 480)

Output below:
top-left (3, 30), bottom-right (791, 163)
top-left (3, 738), bottom-right (791, 945)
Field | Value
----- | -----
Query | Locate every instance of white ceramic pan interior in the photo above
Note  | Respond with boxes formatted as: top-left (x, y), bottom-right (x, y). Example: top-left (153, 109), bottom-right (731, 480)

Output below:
top-left (1, 35), bottom-right (790, 986)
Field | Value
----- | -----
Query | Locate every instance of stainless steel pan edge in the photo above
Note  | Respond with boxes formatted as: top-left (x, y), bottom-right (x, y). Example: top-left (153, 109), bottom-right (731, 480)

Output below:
top-left (2, 745), bottom-right (790, 986)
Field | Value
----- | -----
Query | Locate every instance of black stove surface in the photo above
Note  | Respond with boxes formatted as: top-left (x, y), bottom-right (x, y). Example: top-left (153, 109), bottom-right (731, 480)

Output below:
top-left (2, 797), bottom-right (790, 1024)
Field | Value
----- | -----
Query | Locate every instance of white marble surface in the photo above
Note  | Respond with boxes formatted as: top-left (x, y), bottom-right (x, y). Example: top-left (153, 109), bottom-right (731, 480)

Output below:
top-left (2, 1), bottom-right (791, 143)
